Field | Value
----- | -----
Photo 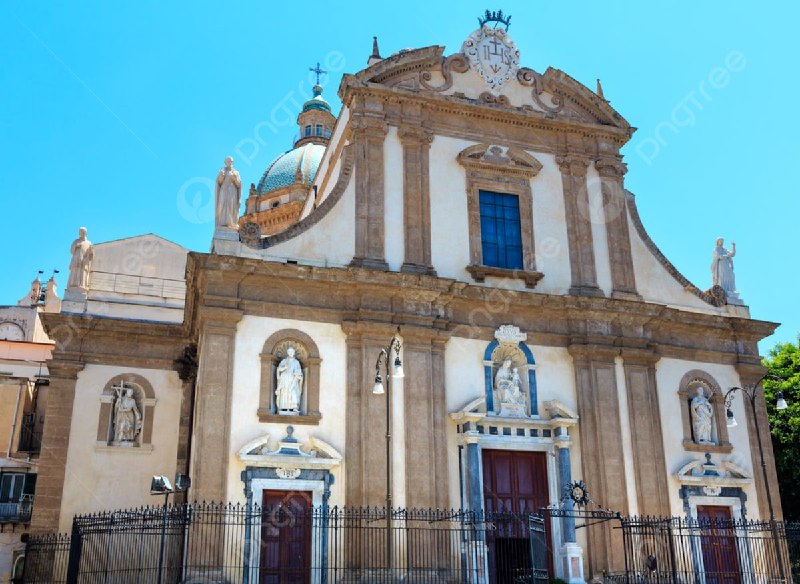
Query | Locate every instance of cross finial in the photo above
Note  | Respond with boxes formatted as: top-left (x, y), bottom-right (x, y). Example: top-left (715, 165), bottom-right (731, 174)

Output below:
top-left (309, 62), bottom-right (327, 85)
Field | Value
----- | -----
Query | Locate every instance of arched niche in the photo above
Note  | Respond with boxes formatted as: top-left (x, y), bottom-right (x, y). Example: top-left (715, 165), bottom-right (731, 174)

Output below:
top-left (258, 329), bottom-right (322, 425)
top-left (678, 369), bottom-right (732, 454)
top-left (483, 333), bottom-right (538, 417)
top-left (96, 373), bottom-right (157, 449)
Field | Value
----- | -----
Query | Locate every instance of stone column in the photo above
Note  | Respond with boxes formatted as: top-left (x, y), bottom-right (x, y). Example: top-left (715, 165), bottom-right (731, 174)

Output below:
top-left (398, 125), bottom-right (436, 276)
top-left (465, 440), bottom-right (483, 512)
top-left (621, 349), bottom-right (671, 516)
top-left (191, 307), bottom-right (242, 503)
top-left (595, 157), bottom-right (639, 299)
top-left (557, 155), bottom-right (601, 296)
top-left (350, 114), bottom-right (389, 271)
top-left (554, 426), bottom-right (584, 584)
top-left (30, 360), bottom-right (84, 533)
top-left (568, 344), bottom-right (628, 576)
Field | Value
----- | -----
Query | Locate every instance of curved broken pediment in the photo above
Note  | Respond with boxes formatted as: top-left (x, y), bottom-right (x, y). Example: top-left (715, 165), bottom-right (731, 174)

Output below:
top-left (238, 428), bottom-right (342, 470)
top-left (457, 143), bottom-right (543, 178)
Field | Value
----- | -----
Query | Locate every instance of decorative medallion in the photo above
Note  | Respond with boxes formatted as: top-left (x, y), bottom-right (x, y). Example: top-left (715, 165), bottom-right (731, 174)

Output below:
top-left (276, 467), bottom-right (302, 480)
top-left (702, 485), bottom-right (722, 497)
top-left (461, 12), bottom-right (520, 94)
top-left (565, 480), bottom-right (591, 507)
top-left (239, 221), bottom-right (262, 248)
top-left (494, 324), bottom-right (527, 344)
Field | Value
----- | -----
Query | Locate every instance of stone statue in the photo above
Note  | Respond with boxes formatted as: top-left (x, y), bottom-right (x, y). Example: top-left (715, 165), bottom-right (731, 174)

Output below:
top-left (690, 387), bottom-right (714, 444)
top-left (495, 359), bottom-right (524, 405)
top-left (711, 238), bottom-right (737, 296)
top-left (113, 385), bottom-right (142, 443)
top-left (276, 347), bottom-right (303, 413)
top-left (67, 227), bottom-right (93, 291)
top-left (215, 157), bottom-right (242, 230)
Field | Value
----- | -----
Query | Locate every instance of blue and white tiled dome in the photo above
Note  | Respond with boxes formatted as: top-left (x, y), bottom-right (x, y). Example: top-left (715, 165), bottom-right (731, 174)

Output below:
top-left (255, 142), bottom-right (326, 195)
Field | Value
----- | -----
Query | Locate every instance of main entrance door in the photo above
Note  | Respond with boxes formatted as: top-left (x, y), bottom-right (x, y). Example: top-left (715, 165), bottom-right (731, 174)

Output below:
top-left (697, 505), bottom-right (741, 584)
top-left (482, 449), bottom-right (553, 583)
top-left (260, 490), bottom-right (312, 584)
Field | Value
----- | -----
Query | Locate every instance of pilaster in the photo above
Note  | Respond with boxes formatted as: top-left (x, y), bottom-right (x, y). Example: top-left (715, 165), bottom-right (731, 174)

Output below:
top-left (595, 157), bottom-right (639, 299)
top-left (349, 113), bottom-right (389, 271)
top-left (398, 124), bottom-right (436, 276)
top-left (621, 349), bottom-right (670, 516)
top-left (557, 154), bottom-right (602, 296)
top-left (568, 343), bottom-right (628, 576)
top-left (30, 360), bottom-right (84, 533)
top-left (191, 307), bottom-right (243, 503)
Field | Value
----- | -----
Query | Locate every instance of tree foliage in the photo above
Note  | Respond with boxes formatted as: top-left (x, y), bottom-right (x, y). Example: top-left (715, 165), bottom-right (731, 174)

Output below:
top-left (763, 335), bottom-right (800, 520)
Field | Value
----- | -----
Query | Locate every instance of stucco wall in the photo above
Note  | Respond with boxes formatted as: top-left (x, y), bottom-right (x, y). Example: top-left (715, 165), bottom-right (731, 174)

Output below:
top-left (655, 358), bottom-right (759, 518)
top-left (225, 316), bottom-right (348, 506)
top-left (59, 364), bottom-right (183, 531)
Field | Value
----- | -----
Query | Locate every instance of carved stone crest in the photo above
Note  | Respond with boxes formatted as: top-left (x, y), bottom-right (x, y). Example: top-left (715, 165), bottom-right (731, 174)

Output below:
top-left (461, 26), bottom-right (520, 94)
top-left (495, 324), bottom-right (527, 344)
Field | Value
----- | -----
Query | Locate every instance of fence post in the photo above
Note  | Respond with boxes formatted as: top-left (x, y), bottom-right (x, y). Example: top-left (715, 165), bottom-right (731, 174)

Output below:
top-left (65, 519), bottom-right (82, 584)
top-left (667, 518), bottom-right (678, 584)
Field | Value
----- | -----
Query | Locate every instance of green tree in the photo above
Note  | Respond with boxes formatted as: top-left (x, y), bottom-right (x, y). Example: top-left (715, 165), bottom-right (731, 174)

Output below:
top-left (763, 335), bottom-right (800, 520)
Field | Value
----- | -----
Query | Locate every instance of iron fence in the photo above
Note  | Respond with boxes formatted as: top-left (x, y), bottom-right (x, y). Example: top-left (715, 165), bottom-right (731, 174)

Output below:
top-left (616, 515), bottom-right (795, 583)
top-left (24, 502), bottom-right (549, 584)
top-left (788, 522), bottom-right (800, 583)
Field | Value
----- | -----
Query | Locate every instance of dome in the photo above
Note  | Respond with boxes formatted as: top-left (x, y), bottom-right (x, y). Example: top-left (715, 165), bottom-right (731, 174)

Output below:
top-left (301, 84), bottom-right (331, 113)
top-left (256, 142), bottom-right (326, 195)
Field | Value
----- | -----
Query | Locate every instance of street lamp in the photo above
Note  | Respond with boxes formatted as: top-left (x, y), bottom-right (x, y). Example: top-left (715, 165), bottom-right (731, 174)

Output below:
top-left (151, 473), bottom-right (191, 584)
top-left (372, 329), bottom-right (404, 572)
top-left (724, 374), bottom-right (789, 581)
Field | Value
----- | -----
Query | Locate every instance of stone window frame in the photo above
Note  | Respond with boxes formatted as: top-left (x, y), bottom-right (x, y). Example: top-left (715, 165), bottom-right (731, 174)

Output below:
top-left (258, 329), bottom-right (321, 425)
top-left (96, 373), bottom-right (157, 451)
top-left (457, 144), bottom-right (544, 289)
top-left (678, 369), bottom-right (732, 454)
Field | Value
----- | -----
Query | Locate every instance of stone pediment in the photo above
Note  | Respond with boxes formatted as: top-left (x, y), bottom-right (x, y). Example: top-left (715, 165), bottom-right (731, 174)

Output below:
top-left (238, 428), bottom-right (342, 470)
top-left (346, 43), bottom-right (631, 131)
top-left (675, 456), bottom-right (751, 488)
top-left (451, 396), bottom-right (577, 427)
top-left (457, 144), bottom-right (543, 178)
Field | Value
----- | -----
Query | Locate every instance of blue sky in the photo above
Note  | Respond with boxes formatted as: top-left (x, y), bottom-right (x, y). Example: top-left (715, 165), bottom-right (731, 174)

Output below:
top-left (2, 1), bottom-right (797, 352)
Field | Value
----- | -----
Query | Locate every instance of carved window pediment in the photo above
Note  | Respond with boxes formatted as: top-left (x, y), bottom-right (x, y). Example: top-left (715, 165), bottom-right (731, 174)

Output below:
top-left (457, 144), bottom-right (543, 179)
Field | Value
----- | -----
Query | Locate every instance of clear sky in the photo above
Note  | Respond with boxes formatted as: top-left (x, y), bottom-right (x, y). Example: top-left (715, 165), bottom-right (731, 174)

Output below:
top-left (2, 1), bottom-right (797, 353)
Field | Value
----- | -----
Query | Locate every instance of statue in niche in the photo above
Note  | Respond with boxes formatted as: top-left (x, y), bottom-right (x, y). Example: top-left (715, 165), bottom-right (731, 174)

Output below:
top-left (215, 156), bottom-right (242, 230)
top-left (690, 387), bottom-right (714, 445)
top-left (495, 359), bottom-right (526, 416)
top-left (711, 238), bottom-right (737, 297)
top-left (113, 384), bottom-right (142, 443)
top-left (276, 346), bottom-right (303, 414)
top-left (67, 227), bottom-right (93, 291)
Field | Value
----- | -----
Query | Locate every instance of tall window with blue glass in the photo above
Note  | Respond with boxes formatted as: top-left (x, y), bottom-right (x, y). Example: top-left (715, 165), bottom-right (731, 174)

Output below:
top-left (479, 190), bottom-right (523, 270)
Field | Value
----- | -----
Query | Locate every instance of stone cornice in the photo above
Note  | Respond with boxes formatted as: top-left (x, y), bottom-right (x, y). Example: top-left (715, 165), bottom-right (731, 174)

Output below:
top-left (185, 254), bottom-right (777, 364)
top-left (340, 80), bottom-right (632, 150)
top-left (41, 311), bottom-right (188, 371)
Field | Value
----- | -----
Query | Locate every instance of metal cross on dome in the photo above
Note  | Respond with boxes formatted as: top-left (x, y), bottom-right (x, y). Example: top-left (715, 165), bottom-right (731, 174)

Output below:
top-left (309, 62), bottom-right (327, 85)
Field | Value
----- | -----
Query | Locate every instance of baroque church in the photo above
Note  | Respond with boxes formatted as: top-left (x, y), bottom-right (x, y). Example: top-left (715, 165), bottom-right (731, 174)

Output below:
top-left (23, 12), bottom-right (781, 583)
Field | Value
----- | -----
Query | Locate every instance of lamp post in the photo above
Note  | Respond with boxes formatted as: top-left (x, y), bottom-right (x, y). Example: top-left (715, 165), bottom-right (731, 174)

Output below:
top-left (372, 330), bottom-right (404, 573)
top-left (151, 473), bottom-right (191, 584)
top-left (724, 374), bottom-right (789, 581)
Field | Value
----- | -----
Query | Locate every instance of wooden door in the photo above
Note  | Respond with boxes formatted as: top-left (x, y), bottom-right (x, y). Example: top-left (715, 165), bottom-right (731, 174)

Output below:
top-left (697, 505), bottom-right (741, 584)
top-left (260, 491), bottom-right (312, 584)
top-left (482, 450), bottom-right (553, 582)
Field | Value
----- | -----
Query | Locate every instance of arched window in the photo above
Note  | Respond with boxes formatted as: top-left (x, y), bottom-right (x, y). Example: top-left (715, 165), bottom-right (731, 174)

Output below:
top-left (96, 374), bottom-right (157, 449)
top-left (258, 329), bottom-right (321, 425)
top-left (304, 125), bottom-right (312, 137)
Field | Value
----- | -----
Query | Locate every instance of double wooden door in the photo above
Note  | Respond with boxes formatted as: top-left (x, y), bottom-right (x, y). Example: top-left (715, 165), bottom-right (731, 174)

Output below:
top-left (482, 449), bottom-right (553, 582)
top-left (260, 491), bottom-right (312, 584)
top-left (697, 505), bottom-right (740, 584)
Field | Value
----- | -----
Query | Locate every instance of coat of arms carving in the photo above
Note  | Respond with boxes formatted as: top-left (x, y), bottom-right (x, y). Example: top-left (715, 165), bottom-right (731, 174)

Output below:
top-left (461, 25), bottom-right (520, 94)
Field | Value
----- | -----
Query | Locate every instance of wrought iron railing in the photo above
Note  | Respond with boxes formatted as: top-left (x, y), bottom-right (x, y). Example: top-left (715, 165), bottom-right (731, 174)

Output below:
top-left (0, 496), bottom-right (32, 523)
top-left (615, 515), bottom-right (796, 583)
top-left (23, 502), bottom-right (549, 584)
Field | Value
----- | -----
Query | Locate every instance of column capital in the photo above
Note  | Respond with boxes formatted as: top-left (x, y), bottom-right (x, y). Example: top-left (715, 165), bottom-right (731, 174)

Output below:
top-left (595, 156), bottom-right (627, 182)
top-left (556, 153), bottom-right (590, 177)
top-left (350, 116), bottom-right (388, 138)
top-left (397, 125), bottom-right (433, 146)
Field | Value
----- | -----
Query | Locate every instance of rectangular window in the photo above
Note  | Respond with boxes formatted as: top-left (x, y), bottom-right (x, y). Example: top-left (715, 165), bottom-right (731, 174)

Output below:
top-left (315, 124), bottom-right (323, 137)
top-left (304, 125), bottom-right (312, 137)
top-left (0, 473), bottom-right (25, 503)
top-left (479, 190), bottom-right (523, 270)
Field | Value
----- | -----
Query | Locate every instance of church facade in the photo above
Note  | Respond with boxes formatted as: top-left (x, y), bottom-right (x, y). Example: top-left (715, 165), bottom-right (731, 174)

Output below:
top-left (29, 15), bottom-right (780, 582)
